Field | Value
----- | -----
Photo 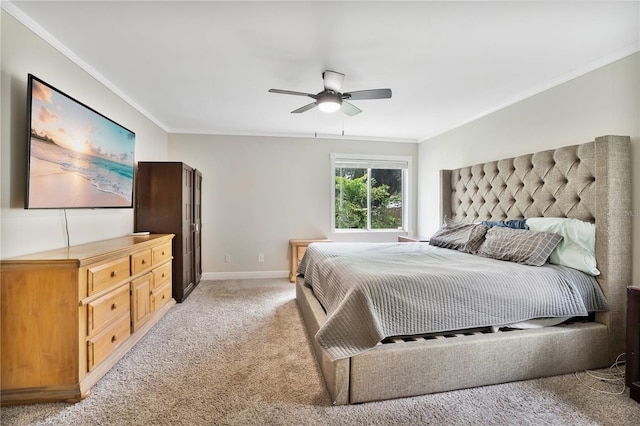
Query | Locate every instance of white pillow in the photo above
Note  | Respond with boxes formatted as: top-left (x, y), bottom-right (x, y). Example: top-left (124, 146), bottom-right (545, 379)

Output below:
top-left (526, 217), bottom-right (599, 275)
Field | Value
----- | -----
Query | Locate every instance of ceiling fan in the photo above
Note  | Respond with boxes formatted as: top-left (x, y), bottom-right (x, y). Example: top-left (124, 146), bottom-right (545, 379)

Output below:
top-left (268, 70), bottom-right (392, 116)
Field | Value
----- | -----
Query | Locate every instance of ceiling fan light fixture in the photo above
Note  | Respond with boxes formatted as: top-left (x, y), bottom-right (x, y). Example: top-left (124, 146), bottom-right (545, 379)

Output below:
top-left (317, 94), bottom-right (342, 113)
top-left (269, 71), bottom-right (391, 116)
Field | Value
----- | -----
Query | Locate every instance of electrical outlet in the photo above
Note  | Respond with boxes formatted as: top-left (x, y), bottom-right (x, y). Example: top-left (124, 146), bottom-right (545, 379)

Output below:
top-left (224, 254), bottom-right (231, 263)
top-left (258, 253), bottom-right (264, 262)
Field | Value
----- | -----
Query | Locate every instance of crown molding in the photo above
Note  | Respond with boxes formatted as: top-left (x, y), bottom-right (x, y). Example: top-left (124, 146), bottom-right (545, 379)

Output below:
top-left (169, 128), bottom-right (419, 144)
top-left (1, 0), bottom-right (168, 133)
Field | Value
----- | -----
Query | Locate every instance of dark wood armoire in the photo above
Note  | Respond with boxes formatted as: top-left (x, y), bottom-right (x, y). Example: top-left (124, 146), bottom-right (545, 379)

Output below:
top-left (135, 162), bottom-right (202, 302)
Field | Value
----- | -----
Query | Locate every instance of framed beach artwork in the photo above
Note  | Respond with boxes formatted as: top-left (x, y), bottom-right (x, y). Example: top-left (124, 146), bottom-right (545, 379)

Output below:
top-left (25, 74), bottom-right (135, 209)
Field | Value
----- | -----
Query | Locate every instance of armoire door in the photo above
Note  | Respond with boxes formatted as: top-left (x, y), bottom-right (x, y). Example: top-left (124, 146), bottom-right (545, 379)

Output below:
top-left (181, 164), bottom-right (195, 299)
top-left (193, 169), bottom-right (202, 285)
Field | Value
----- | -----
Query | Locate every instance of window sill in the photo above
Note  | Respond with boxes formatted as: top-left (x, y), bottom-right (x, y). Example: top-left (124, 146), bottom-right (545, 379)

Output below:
top-left (332, 229), bottom-right (407, 234)
top-left (330, 229), bottom-right (410, 243)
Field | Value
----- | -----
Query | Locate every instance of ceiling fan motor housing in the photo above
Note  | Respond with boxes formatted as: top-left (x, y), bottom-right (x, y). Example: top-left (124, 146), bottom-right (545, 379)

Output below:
top-left (316, 90), bottom-right (342, 112)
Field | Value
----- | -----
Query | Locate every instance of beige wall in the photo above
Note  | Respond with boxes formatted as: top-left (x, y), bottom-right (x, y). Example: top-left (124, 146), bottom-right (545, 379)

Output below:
top-left (3, 6), bottom-right (636, 284)
top-left (1, 10), bottom-right (169, 258)
top-left (418, 53), bottom-right (640, 284)
top-left (0, 8), bottom-right (418, 274)
top-left (167, 134), bottom-right (418, 277)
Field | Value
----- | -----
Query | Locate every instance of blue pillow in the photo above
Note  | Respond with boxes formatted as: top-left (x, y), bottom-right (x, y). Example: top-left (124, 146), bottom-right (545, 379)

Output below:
top-left (480, 219), bottom-right (529, 230)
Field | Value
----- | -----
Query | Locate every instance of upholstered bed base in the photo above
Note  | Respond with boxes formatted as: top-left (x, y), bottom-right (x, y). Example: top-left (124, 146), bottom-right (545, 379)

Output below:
top-left (296, 135), bottom-right (631, 405)
top-left (297, 277), bottom-right (609, 404)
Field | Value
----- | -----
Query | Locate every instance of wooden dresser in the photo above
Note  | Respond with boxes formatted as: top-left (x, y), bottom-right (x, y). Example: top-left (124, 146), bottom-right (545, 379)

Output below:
top-left (1, 234), bottom-right (175, 405)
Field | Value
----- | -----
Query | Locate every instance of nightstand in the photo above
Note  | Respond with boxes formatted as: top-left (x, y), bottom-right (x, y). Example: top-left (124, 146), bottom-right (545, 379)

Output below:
top-left (289, 239), bottom-right (330, 282)
top-left (398, 235), bottom-right (430, 242)
top-left (627, 286), bottom-right (640, 403)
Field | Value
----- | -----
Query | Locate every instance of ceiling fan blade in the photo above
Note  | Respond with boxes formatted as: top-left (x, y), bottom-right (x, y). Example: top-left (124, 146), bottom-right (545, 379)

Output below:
top-left (343, 88), bottom-right (392, 100)
top-left (291, 102), bottom-right (317, 114)
top-left (322, 70), bottom-right (345, 92)
top-left (341, 101), bottom-right (362, 116)
top-left (269, 89), bottom-right (316, 98)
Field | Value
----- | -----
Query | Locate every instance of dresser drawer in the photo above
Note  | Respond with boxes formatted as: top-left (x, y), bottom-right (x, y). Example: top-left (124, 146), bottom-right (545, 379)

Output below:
top-left (87, 314), bottom-right (131, 371)
top-left (131, 249), bottom-right (152, 274)
top-left (151, 282), bottom-right (172, 313)
top-left (152, 243), bottom-right (172, 266)
top-left (87, 284), bottom-right (130, 336)
top-left (87, 257), bottom-right (131, 295)
top-left (152, 263), bottom-right (172, 291)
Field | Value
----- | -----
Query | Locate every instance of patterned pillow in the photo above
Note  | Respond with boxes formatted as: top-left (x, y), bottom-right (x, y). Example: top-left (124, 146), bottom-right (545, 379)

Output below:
top-left (429, 221), bottom-right (489, 254)
top-left (477, 227), bottom-right (563, 266)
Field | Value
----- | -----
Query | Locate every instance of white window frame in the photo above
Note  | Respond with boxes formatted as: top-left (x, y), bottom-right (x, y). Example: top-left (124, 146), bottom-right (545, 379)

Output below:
top-left (331, 153), bottom-right (411, 233)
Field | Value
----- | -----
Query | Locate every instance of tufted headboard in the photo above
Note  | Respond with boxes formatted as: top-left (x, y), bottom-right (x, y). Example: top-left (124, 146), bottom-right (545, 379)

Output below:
top-left (440, 135), bottom-right (632, 362)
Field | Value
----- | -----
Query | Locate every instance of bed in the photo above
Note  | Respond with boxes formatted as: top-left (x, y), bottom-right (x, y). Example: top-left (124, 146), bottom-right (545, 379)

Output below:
top-left (295, 135), bottom-right (632, 405)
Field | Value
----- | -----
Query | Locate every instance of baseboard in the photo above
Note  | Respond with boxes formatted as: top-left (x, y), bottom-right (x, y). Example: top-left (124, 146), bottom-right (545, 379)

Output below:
top-left (201, 270), bottom-right (289, 280)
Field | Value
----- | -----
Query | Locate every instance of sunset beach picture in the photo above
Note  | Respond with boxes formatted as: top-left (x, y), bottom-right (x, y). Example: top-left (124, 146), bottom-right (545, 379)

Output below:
top-left (26, 75), bottom-right (135, 209)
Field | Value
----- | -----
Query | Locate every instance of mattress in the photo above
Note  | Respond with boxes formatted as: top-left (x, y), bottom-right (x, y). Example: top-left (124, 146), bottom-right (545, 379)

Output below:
top-left (297, 242), bottom-right (608, 361)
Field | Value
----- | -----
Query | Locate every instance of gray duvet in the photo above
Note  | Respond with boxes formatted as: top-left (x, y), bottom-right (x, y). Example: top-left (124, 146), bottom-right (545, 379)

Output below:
top-left (297, 242), bottom-right (609, 361)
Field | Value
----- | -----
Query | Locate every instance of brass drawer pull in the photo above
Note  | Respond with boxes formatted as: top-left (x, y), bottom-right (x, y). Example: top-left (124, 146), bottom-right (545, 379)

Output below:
top-left (111, 335), bottom-right (117, 343)
top-left (110, 270), bottom-right (117, 277)
top-left (111, 302), bottom-right (117, 310)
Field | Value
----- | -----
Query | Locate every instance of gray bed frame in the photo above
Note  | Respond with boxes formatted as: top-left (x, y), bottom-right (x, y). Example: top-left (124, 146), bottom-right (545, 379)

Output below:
top-left (296, 135), bottom-right (632, 405)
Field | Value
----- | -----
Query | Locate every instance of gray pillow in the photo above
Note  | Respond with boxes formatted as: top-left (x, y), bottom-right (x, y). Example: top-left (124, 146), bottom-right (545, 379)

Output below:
top-left (477, 227), bottom-right (563, 266)
top-left (429, 221), bottom-right (489, 254)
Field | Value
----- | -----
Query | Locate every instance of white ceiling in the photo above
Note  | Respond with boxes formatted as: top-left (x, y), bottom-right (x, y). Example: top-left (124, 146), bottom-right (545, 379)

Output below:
top-left (6, 1), bottom-right (640, 143)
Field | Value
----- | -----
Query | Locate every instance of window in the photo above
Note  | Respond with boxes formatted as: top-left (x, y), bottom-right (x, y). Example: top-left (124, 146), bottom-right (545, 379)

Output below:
top-left (331, 154), bottom-right (410, 232)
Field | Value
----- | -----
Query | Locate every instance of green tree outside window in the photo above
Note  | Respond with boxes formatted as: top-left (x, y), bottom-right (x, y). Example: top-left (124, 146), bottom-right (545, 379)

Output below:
top-left (335, 168), bottom-right (403, 230)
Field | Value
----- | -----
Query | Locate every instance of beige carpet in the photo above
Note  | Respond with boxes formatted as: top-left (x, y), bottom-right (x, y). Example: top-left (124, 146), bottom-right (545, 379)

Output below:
top-left (2, 278), bottom-right (639, 425)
